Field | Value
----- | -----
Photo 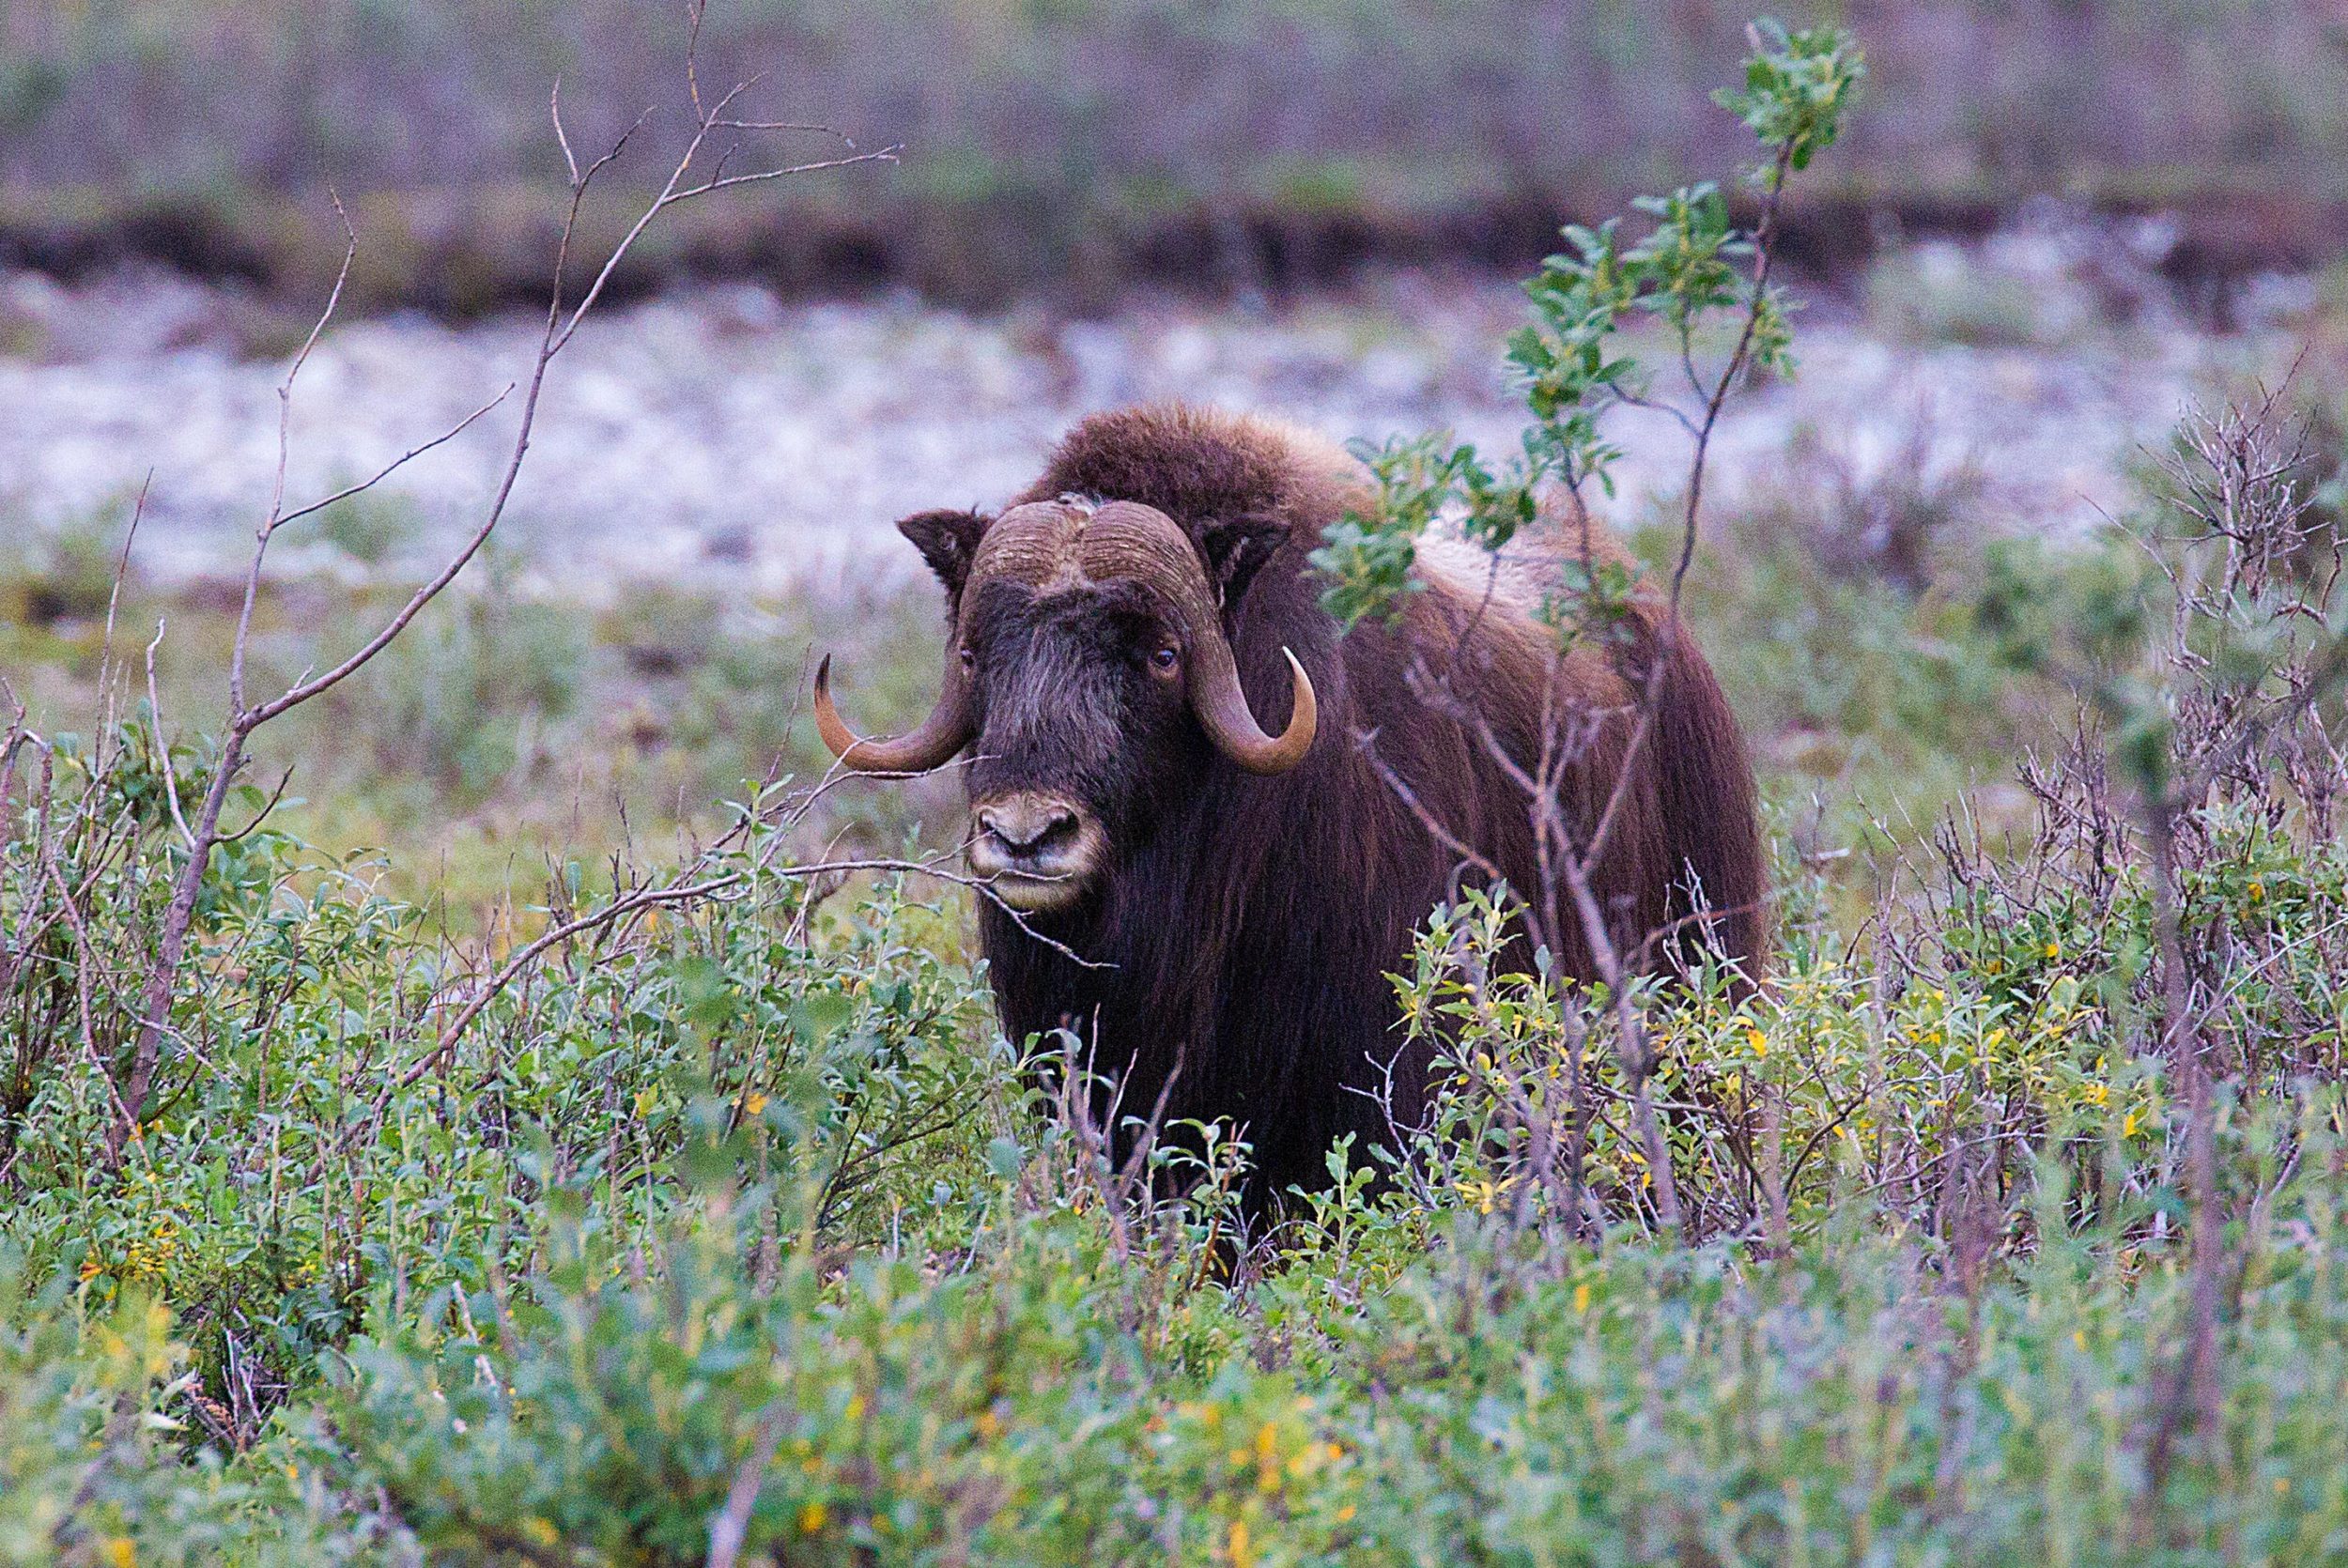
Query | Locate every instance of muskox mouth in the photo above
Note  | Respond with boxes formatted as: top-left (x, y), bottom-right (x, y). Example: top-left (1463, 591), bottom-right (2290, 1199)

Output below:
top-left (966, 792), bottom-right (1106, 914)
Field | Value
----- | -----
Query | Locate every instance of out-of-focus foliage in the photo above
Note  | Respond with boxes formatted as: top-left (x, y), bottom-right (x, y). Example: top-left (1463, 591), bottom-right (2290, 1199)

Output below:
top-left (6, 2), bottom-right (2348, 309)
top-left (1317, 22), bottom-right (1861, 635)
top-left (5, 1), bottom-right (2342, 208)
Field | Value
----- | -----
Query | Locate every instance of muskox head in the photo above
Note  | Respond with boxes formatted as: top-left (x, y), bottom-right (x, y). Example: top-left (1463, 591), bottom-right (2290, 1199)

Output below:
top-left (813, 497), bottom-right (1315, 913)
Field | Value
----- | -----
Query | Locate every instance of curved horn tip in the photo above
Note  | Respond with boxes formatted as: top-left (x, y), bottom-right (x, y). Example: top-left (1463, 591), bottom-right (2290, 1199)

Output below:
top-left (1230, 646), bottom-right (1316, 776)
top-left (811, 653), bottom-right (866, 764)
top-left (1277, 645), bottom-right (1318, 749)
top-left (812, 649), bottom-right (976, 774)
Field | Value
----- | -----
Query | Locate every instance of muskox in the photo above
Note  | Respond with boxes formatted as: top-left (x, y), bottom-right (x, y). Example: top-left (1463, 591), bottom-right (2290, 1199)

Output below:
top-left (816, 405), bottom-right (1764, 1210)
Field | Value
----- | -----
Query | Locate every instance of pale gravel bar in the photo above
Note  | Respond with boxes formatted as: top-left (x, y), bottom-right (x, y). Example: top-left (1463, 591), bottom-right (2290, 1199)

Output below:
top-left (0, 257), bottom-right (2286, 600)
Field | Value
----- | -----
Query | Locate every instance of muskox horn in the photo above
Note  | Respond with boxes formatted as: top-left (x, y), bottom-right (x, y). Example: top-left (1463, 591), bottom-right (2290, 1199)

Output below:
top-left (812, 653), bottom-right (975, 774)
top-left (1076, 500), bottom-right (1319, 776)
top-left (1189, 641), bottom-right (1317, 775)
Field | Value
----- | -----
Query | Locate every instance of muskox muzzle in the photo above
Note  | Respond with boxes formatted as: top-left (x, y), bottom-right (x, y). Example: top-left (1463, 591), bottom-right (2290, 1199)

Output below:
top-left (960, 789), bottom-right (1108, 912)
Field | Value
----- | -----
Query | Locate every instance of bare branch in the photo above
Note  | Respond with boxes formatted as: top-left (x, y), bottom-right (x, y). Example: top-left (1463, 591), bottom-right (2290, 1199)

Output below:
top-left (550, 78), bottom-right (580, 186)
top-left (270, 385), bottom-right (514, 533)
top-left (116, 24), bottom-right (882, 1160)
top-left (144, 621), bottom-right (193, 851)
top-left (707, 1404), bottom-right (792, 1568)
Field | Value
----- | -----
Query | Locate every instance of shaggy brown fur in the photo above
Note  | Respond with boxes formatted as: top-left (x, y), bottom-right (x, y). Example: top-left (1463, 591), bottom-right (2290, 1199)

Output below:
top-left (898, 404), bottom-right (1764, 1212)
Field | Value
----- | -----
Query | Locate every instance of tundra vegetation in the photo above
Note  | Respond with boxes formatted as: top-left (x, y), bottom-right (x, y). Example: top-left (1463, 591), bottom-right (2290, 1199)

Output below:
top-left (10, 19), bottom-right (2348, 1568)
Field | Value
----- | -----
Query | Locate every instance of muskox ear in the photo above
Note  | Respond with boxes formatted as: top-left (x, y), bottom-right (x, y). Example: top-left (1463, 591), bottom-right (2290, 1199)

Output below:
top-left (1195, 516), bottom-right (1287, 615)
top-left (896, 508), bottom-right (989, 599)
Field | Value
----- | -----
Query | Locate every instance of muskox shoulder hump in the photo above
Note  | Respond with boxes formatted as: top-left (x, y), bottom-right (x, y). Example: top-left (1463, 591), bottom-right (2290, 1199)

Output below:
top-left (1021, 405), bottom-right (1367, 543)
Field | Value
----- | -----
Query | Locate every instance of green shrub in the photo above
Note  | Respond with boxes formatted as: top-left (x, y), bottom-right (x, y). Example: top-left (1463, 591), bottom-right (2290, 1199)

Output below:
top-left (0, 505), bottom-right (124, 632)
top-left (361, 567), bottom-right (588, 799)
top-left (11, 602), bottom-right (2348, 1561)
top-left (1864, 238), bottom-right (2062, 346)
top-left (312, 490), bottom-right (424, 568)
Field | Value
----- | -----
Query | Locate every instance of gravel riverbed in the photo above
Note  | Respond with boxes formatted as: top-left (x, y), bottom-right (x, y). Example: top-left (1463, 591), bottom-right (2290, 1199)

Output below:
top-left (0, 253), bottom-right (2295, 599)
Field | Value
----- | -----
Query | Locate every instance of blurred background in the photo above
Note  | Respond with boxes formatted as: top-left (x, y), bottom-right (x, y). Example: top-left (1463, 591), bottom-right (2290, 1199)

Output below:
top-left (5, 0), bottom-right (2348, 909)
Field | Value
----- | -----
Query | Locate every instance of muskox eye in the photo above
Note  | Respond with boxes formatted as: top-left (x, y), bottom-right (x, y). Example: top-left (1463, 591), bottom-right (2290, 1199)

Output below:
top-left (1150, 645), bottom-right (1180, 674)
top-left (958, 645), bottom-right (977, 672)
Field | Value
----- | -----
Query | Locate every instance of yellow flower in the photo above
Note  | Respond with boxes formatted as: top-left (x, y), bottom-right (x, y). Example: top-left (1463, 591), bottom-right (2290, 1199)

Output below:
top-left (1228, 1518), bottom-right (1255, 1568)
top-left (2249, 880), bottom-right (2265, 903)
top-left (2044, 939), bottom-right (2062, 960)
top-left (1336, 1503), bottom-right (1357, 1523)
top-left (743, 1091), bottom-right (768, 1116)
top-left (2080, 1083), bottom-right (2109, 1107)
top-left (100, 1540), bottom-right (134, 1568)
top-left (2123, 1110), bottom-right (2140, 1137)
top-left (798, 1501), bottom-right (828, 1534)
top-left (1572, 1282), bottom-right (1592, 1314)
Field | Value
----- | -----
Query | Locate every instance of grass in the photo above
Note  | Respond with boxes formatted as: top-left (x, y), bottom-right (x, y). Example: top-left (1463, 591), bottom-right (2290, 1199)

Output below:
top-left (0, 453), bottom-right (2042, 927)
top-left (0, 539), bottom-right (963, 916)
top-left (6, 635), bottom-right (2348, 1560)
top-left (8, 420), bottom-right (2335, 1560)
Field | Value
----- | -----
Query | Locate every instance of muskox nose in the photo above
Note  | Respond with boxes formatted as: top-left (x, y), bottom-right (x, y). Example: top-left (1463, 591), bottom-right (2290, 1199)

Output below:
top-left (976, 797), bottom-right (1080, 857)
